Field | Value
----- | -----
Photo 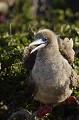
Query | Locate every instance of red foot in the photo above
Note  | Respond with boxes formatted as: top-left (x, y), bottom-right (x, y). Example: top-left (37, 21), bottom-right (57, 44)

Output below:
top-left (36, 105), bottom-right (52, 118)
top-left (64, 96), bottom-right (77, 105)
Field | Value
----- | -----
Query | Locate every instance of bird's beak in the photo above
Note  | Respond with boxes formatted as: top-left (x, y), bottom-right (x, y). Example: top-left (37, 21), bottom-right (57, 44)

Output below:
top-left (29, 39), bottom-right (47, 54)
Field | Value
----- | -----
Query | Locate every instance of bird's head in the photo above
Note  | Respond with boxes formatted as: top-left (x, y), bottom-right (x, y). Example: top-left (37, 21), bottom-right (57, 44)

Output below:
top-left (29, 29), bottom-right (59, 54)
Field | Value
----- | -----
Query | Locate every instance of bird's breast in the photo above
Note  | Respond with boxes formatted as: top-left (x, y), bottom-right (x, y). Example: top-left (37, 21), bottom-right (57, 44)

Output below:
top-left (32, 52), bottom-right (69, 89)
top-left (31, 51), bottom-right (72, 104)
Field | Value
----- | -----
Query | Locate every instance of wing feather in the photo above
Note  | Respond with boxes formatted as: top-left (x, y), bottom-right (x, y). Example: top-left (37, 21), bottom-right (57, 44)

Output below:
top-left (23, 47), bottom-right (37, 96)
top-left (23, 46), bottom-right (37, 72)
top-left (58, 37), bottom-right (75, 64)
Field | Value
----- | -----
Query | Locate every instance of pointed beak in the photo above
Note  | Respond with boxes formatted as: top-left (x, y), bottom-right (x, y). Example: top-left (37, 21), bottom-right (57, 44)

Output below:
top-left (29, 39), bottom-right (47, 54)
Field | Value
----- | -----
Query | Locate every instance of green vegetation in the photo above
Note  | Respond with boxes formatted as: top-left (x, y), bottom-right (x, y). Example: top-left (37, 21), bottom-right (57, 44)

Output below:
top-left (0, 0), bottom-right (79, 119)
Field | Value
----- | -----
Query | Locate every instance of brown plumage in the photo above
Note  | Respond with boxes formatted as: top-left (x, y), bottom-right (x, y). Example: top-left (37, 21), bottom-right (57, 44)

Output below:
top-left (23, 46), bottom-right (37, 72)
top-left (23, 29), bottom-right (79, 106)
top-left (58, 37), bottom-right (75, 65)
top-left (23, 35), bottom-right (75, 71)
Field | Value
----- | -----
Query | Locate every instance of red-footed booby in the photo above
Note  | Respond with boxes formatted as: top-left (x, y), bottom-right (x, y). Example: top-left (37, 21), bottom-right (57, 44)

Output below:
top-left (23, 29), bottom-right (79, 117)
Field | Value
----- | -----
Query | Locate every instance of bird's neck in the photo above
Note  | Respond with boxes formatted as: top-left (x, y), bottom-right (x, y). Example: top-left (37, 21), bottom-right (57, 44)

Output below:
top-left (37, 45), bottom-right (59, 60)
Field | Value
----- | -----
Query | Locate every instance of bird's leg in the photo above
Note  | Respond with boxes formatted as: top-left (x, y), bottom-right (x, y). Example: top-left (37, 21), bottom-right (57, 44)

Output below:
top-left (64, 96), bottom-right (79, 105)
top-left (36, 105), bottom-right (52, 118)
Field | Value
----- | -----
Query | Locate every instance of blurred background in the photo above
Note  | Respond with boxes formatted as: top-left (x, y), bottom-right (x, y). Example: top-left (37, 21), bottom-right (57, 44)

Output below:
top-left (0, 0), bottom-right (79, 120)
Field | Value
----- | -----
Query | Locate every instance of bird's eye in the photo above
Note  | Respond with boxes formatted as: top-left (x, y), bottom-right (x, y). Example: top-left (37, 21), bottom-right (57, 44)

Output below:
top-left (43, 37), bottom-right (48, 42)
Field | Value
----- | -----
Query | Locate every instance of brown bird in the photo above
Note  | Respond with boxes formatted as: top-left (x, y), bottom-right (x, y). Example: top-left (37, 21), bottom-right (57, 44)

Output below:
top-left (23, 29), bottom-right (79, 117)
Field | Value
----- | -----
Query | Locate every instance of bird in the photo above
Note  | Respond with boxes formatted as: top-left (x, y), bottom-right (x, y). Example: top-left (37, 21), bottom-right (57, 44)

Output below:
top-left (23, 29), bottom-right (79, 117)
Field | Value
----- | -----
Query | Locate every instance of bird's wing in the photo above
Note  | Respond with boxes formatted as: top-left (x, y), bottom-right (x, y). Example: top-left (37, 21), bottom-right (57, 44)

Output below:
top-left (70, 69), bottom-right (79, 88)
top-left (25, 74), bottom-right (37, 97)
top-left (58, 37), bottom-right (75, 65)
top-left (57, 37), bottom-right (79, 88)
top-left (23, 46), bottom-right (37, 96)
top-left (23, 46), bottom-right (37, 72)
